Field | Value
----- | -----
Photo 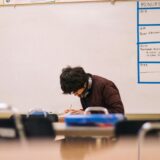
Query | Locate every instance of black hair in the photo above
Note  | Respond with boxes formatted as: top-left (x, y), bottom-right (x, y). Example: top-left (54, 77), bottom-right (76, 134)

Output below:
top-left (60, 66), bottom-right (88, 94)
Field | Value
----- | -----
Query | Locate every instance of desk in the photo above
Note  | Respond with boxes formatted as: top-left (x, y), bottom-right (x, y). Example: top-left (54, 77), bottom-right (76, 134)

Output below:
top-left (0, 138), bottom-right (159, 160)
top-left (54, 123), bottom-right (114, 137)
top-left (126, 114), bottom-right (160, 120)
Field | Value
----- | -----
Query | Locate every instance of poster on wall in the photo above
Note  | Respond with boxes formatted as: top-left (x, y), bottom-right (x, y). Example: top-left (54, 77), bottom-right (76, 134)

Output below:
top-left (137, 1), bottom-right (160, 83)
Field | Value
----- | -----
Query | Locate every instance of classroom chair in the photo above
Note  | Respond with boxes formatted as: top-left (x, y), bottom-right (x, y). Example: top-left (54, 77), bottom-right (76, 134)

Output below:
top-left (115, 119), bottom-right (160, 137)
top-left (0, 115), bottom-right (56, 140)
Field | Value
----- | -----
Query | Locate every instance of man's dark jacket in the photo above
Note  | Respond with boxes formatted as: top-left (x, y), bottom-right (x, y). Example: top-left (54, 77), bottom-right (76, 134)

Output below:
top-left (80, 75), bottom-right (124, 114)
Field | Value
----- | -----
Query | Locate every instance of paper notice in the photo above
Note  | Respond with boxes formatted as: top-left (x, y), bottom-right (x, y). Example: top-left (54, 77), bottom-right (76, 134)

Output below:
top-left (4, 0), bottom-right (54, 4)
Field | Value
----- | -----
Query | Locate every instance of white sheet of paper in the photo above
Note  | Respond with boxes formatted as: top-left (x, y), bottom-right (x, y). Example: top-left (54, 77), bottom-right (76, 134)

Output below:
top-left (4, 0), bottom-right (54, 4)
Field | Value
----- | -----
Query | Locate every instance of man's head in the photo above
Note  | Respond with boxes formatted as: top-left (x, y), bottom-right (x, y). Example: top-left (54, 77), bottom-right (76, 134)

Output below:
top-left (60, 66), bottom-right (88, 97)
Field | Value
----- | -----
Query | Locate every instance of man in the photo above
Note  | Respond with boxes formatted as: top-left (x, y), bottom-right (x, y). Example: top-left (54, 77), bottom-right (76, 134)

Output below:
top-left (60, 66), bottom-right (124, 114)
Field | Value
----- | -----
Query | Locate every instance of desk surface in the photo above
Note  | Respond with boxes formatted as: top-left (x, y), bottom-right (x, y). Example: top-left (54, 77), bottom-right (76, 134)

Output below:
top-left (0, 138), bottom-right (159, 160)
top-left (1, 113), bottom-right (160, 120)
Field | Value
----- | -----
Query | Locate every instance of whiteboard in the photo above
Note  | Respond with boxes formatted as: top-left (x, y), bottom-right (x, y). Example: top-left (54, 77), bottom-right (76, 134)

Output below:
top-left (0, 1), bottom-right (160, 113)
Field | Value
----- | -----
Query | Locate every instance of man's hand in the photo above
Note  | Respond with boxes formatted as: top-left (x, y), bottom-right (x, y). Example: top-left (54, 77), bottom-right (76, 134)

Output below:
top-left (58, 109), bottom-right (84, 122)
top-left (64, 109), bottom-right (84, 115)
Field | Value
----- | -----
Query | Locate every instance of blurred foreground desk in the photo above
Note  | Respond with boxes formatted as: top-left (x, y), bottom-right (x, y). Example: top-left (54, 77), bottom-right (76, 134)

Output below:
top-left (0, 138), bottom-right (159, 160)
top-left (54, 123), bottom-right (114, 137)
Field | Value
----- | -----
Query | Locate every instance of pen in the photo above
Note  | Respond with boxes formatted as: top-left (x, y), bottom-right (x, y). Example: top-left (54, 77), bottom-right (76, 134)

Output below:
top-left (70, 105), bottom-right (72, 111)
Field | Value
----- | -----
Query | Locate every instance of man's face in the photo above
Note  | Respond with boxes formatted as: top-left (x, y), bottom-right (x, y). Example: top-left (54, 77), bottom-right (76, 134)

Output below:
top-left (72, 87), bottom-right (85, 97)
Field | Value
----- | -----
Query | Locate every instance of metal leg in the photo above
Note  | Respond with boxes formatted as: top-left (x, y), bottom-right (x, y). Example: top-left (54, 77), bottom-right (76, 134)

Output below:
top-left (138, 122), bottom-right (160, 160)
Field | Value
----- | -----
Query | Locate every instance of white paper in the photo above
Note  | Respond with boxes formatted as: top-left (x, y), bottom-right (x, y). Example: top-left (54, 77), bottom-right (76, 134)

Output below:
top-left (4, 0), bottom-right (54, 4)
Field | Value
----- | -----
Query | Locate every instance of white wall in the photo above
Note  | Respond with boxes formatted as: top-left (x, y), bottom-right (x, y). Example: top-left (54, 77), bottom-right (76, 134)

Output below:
top-left (0, 2), bottom-right (160, 113)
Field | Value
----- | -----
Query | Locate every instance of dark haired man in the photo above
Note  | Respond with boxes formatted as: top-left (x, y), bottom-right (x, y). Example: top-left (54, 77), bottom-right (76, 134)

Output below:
top-left (60, 66), bottom-right (124, 114)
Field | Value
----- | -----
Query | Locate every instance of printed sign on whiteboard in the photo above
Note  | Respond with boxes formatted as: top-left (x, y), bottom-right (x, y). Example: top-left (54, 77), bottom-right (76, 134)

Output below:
top-left (137, 1), bottom-right (160, 83)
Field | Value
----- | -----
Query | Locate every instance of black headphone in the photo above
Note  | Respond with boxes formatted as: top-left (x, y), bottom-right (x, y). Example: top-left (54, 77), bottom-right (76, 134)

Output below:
top-left (80, 77), bottom-right (92, 98)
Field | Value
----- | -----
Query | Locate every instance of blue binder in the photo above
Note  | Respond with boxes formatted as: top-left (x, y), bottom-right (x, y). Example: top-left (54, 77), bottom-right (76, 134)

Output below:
top-left (65, 114), bottom-right (124, 127)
